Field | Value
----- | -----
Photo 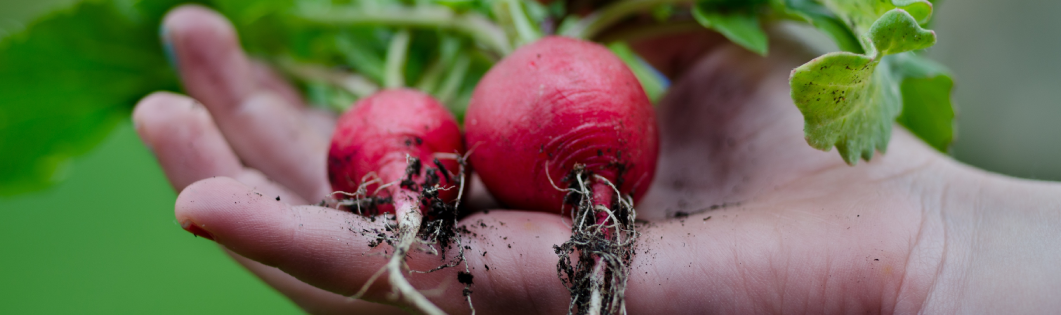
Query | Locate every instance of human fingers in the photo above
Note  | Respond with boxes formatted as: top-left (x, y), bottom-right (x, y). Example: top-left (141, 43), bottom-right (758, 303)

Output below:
top-left (132, 92), bottom-right (242, 191)
top-left (133, 91), bottom-right (405, 312)
top-left (175, 176), bottom-right (580, 314)
top-left (248, 60), bottom-right (338, 139)
top-left (227, 252), bottom-right (406, 315)
top-left (176, 172), bottom-right (930, 314)
top-left (162, 5), bottom-right (330, 201)
top-left (131, 92), bottom-right (298, 203)
top-left (249, 60), bottom-right (305, 108)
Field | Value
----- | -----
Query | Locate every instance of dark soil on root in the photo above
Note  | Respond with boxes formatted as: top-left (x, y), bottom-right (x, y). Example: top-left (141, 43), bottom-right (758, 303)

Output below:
top-left (554, 165), bottom-right (638, 315)
top-left (326, 156), bottom-right (474, 298)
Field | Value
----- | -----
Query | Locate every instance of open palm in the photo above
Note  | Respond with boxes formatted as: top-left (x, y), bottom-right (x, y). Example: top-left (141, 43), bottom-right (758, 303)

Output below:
top-left (134, 5), bottom-right (1061, 314)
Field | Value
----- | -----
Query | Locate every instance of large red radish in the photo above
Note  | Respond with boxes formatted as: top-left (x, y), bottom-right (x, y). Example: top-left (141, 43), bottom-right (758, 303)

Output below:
top-left (465, 36), bottom-right (659, 315)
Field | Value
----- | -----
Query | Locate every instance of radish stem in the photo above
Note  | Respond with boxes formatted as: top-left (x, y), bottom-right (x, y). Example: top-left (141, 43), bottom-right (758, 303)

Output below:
top-left (436, 54), bottom-right (471, 105)
top-left (277, 59), bottom-right (379, 100)
top-left (384, 29), bottom-right (412, 89)
top-left (416, 36), bottom-right (463, 93)
top-left (502, 0), bottom-right (543, 45)
top-left (560, 0), bottom-right (693, 39)
top-left (297, 6), bottom-right (512, 55)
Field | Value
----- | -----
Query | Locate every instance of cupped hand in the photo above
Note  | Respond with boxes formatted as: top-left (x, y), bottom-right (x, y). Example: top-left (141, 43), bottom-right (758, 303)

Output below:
top-left (135, 5), bottom-right (1061, 314)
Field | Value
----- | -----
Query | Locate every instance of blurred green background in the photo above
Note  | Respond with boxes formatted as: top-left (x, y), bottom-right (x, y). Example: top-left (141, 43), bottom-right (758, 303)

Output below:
top-left (0, 3), bottom-right (300, 315)
top-left (0, 0), bottom-right (1058, 314)
top-left (931, 1), bottom-right (1061, 180)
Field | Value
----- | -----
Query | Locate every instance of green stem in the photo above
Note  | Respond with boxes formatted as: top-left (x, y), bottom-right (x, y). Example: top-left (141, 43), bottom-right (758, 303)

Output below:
top-left (559, 0), bottom-right (693, 39)
top-left (384, 29), bottom-right (412, 89)
top-left (277, 58), bottom-right (379, 99)
top-left (416, 60), bottom-right (446, 94)
top-left (415, 36), bottom-right (462, 93)
top-left (436, 54), bottom-right (471, 105)
top-left (505, 0), bottom-right (542, 45)
top-left (298, 6), bottom-right (512, 56)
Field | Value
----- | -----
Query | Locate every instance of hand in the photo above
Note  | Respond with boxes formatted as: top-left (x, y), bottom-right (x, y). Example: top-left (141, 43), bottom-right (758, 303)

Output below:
top-left (135, 5), bottom-right (1061, 314)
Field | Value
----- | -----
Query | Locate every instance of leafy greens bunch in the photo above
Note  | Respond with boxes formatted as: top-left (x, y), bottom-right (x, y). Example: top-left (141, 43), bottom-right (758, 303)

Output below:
top-left (0, 0), bottom-right (953, 199)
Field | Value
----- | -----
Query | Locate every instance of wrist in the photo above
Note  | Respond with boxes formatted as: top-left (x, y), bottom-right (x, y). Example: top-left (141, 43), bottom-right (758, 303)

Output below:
top-left (919, 162), bottom-right (1061, 313)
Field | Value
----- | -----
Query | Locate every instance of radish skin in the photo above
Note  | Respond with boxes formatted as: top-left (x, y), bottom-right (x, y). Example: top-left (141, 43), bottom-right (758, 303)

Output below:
top-left (327, 88), bottom-right (465, 315)
top-left (328, 89), bottom-right (463, 214)
top-left (465, 36), bottom-right (658, 213)
top-left (465, 36), bottom-right (658, 315)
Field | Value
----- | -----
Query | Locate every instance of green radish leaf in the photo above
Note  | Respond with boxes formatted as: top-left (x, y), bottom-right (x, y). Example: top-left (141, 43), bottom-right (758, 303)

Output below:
top-left (790, 9), bottom-right (936, 164)
top-left (692, 1), bottom-right (768, 56)
top-left (0, 0), bottom-right (181, 195)
top-left (820, 0), bottom-right (933, 35)
top-left (888, 52), bottom-right (955, 152)
top-left (608, 41), bottom-right (668, 104)
top-left (772, 0), bottom-right (863, 53)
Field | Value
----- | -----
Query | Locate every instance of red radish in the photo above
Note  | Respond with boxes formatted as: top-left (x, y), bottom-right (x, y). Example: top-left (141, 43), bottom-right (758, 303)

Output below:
top-left (465, 36), bottom-right (658, 315)
top-left (327, 88), bottom-right (464, 315)
top-left (465, 36), bottom-right (658, 213)
top-left (328, 88), bottom-right (464, 216)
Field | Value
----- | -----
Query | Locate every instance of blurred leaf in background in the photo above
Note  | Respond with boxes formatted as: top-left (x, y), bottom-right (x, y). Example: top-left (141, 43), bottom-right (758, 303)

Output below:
top-left (0, 0), bottom-right (504, 195)
top-left (0, 1), bottom-right (300, 313)
top-left (0, 0), bottom-right (182, 196)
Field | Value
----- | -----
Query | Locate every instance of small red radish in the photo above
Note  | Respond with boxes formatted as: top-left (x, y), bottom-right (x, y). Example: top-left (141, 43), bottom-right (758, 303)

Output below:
top-left (464, 36), bottom-right (658, 315)
top-left (327, 88), bottom-right (464, 315)
top-left (328, 88), bottom-right (464, 216)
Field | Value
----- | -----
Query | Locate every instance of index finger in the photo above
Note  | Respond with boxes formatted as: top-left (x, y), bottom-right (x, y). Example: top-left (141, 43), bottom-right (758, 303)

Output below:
top-left (162, 5), bottom-right (331, 201)
top-left (175, 176), bottom-right (576, 314)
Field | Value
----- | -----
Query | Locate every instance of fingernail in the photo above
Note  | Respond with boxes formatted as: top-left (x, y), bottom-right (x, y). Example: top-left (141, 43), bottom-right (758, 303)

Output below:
top-left (181, 221), bottom-right (215, 241)
top-left (160, 24), bottom-right (179, 74)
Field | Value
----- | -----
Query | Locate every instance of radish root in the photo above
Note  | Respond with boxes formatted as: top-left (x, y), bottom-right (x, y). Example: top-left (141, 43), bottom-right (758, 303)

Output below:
top-left (384, 208), bottom-right (444, 315)
top-left (327, 155), bottom-right (474, 315)
top-left (554, 166), bottom-right (639, 315)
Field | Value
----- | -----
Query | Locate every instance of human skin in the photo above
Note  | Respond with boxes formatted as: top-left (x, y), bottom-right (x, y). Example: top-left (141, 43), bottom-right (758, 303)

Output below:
top-left (133, 5), bottom-right (1061, 314)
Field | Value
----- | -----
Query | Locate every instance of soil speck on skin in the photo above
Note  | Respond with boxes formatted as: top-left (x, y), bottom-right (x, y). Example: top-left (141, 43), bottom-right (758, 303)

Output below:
top-left (457, 272), bottom-right (474, 285)
top-left (276, 196), bottom-right (281, 201)
top-left (674, 211), bottom-right (689, 219)
top-left (703, 216), bottom-right (712, 221)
